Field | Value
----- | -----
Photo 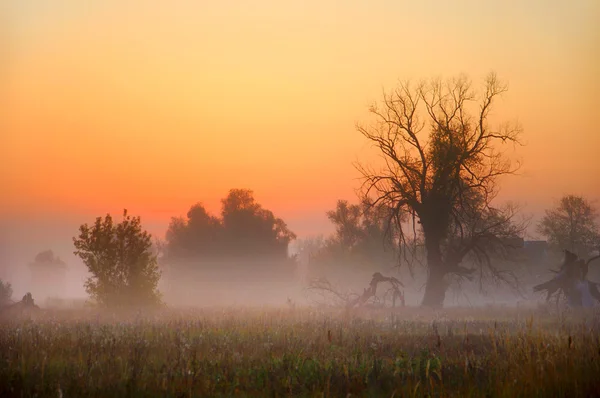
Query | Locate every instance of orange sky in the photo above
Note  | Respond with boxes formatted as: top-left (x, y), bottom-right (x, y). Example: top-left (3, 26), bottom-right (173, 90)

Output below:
top-left (2, 1), bottom-right (599, 275)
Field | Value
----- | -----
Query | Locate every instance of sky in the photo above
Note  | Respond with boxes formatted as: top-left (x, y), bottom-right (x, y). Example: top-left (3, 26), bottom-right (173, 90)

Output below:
top-left (1, 1), bottom-right (599, 293)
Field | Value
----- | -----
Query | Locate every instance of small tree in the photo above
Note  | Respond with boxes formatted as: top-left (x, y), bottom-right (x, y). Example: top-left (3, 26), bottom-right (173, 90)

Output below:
top-left (28, 249), bottom-right (67, 299)
top-left (0, 279), bottom-right (13, 306)
top-left (537, 195), bottom-right (600, 257)
top-left (73, 209), bottom-right (162, 307)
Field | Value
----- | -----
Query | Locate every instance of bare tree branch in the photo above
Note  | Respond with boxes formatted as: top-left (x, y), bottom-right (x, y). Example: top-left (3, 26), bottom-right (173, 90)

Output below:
top-left (354, 72), bottom-right (524, 307)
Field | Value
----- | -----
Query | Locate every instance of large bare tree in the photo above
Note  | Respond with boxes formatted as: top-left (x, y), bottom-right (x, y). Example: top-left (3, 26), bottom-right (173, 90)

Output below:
top-left (356, 72), bottom-right (525, 307)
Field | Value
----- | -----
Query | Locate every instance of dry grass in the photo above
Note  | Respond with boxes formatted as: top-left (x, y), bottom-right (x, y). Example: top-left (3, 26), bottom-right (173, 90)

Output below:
top-left (1, 305), bottom-right (599, 397)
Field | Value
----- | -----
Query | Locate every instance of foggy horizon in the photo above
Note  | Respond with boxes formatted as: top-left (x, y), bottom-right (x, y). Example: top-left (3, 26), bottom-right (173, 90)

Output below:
top-left (3, 3), bottom-right (600, 396)
top-left (2, 1), bottom-right (599, 304)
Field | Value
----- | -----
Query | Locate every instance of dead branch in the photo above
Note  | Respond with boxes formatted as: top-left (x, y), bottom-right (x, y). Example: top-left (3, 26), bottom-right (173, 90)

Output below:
top-left (305, 273), bottom-right (405, 309)
top-left (305, 278), bottom-right (358, 307)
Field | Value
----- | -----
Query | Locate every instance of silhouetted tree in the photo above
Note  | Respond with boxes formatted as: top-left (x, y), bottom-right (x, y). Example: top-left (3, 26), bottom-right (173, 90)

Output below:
top-left (324, 200), bottom-right (397, 264)
top-left (221, 189), bottom-right (296, 259)
top-left (0, 279), bottom-right (13, 306)
top-left (28, 250), bottom-right (67, 299)
top-left (355, 72), bottom-right (525, 307)
top-left (164, 189), bottom-right (296, 264)
top-left (31, 250), bottom-right (64, 265)
top-left (326, 200), bottom-right (363, 250)
top-left (165, 203), bottom-right (222, 261)
top-left (162, 190), bottom-right (298, 304)
top-left (304, 199), bottom-right (401, 283)
top-left (73, 209), bottom-right (162, 307)
top-left (537, 195), bottom-right (600, 257)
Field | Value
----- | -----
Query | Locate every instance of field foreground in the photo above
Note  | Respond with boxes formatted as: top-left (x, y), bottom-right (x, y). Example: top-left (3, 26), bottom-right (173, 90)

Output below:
top-left (1, 306), bottom-right (599, 397)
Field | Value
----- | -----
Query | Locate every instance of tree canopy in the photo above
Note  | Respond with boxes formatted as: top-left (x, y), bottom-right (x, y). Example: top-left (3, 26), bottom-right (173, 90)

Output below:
top-left (537, 195), bottom-right (600, 257)
top-left (29, 250), bottom-right (67, 270)
top-left (164, 189), bottom-right (296, 265)
top-left (310, 199), bottom-right (398, 271)
top-left (73, 209), bottom-right (162, 308)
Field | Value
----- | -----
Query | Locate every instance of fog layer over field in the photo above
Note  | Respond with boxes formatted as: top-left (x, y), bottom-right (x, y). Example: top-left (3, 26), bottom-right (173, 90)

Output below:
top-left (4, 243), bottom-right (588, 309)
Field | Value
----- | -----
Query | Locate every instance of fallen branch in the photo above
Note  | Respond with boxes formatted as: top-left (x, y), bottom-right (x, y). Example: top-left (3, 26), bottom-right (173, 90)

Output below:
top-left (306, 272), bottom-right (405, 309)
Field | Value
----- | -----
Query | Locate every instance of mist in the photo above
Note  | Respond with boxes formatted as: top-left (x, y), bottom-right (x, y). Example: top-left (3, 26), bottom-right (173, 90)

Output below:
top-left (0, 207), bottom-right (588, 311)
top-left (2, 2), bottom-right (600, 395)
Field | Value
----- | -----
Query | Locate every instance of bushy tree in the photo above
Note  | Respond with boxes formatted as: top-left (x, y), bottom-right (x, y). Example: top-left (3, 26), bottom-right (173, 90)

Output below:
top-left (221, 189), bottom-right (296, 259)
top-left (0, 279), bottom-right (13, 306)
top-left (165, 203), bottom-right (222, 261)
top-left (537, 195), bottom-right (600, 257)
top-left (30, 250), bottom-right (66, 267)
top-left (73, 209), bottom-right (162, 307)
top-left (162, 189), bottom-right (298, 304)
top-left (306, 199), bottom-right (400, 278)
top-left (326, 200), bottom-right (397, 261)
top-left (164, 189), bottom-right (296, 265)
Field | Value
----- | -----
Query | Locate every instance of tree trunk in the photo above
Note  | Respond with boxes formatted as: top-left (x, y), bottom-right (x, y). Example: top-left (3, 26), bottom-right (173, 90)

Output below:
top-left (421, 267), bottom-right (447, 308)
top-left (417, 202), bottom-right (454, 308)
top-left (420, 232), bottom-right (448, 308)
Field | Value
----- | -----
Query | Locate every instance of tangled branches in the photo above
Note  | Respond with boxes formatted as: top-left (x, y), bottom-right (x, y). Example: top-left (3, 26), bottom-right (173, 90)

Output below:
top-left (305, 272), bottom-right (405, 309)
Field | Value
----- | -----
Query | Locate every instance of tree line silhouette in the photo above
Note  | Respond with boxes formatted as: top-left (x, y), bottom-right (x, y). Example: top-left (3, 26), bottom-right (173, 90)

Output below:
top-left (163, 188), bottom-right (296, 264)
top-left (3, 72), bottom-right (599, 310)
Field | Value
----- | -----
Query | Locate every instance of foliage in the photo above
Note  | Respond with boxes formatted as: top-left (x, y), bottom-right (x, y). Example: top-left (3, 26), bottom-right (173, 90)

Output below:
top-left (164, 203), bottom-right (222, 261)
top-left (29, 250), bottom-right (67, 269)
top-left (164, 188), bottom-right (296, 264)
top-left (355, 72), bottom-right (525, 307)
top-left (73, 209), bottom-right (162, 308)
top-left (1, 307), bottom-right (599, 397)
top-left (326, 199), bottom-right (397, 256)
top-left (0, 279), bottom-right (13, 306)
top-left (308, 200), bottom-right (400, 277)
top-left (537, 195), bottom-right (600, 257)
top-left (221, 189), bottom-right (296, 258)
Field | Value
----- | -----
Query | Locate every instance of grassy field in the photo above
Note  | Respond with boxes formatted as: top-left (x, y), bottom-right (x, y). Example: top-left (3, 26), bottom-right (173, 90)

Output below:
top-left (1, 305), bottom-right (599, 397)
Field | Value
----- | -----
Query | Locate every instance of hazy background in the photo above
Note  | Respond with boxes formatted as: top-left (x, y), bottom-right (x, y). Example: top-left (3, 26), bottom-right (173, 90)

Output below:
top-left (1, 1), bottom-right (599, 301)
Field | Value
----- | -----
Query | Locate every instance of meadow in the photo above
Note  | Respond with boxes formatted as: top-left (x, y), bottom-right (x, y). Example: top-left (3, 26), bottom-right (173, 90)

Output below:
top-left (1, 305), bottom-right (599, 397)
